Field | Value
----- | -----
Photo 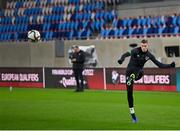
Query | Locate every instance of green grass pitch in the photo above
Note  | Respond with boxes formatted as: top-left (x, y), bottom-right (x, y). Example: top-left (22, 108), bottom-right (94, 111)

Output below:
top-left (0, 87), bottom-right (180, 130)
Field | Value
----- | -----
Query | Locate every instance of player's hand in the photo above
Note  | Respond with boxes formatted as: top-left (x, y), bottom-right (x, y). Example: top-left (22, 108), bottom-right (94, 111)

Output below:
top-left (118, 59), bottom-right (123, 65)
top-left (71, 59), bottom-right (76, 63)
top-left (170, 61), bottom-right (175, 67)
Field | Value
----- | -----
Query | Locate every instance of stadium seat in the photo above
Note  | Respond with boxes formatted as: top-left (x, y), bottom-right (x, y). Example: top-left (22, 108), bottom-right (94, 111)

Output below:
top-left (1, 0), bottom-right (180, 41)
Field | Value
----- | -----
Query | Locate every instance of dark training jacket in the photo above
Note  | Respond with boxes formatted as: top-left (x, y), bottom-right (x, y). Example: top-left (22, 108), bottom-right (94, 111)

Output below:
top-left (118, 47), bottom-right (174, 75)
top-left (72, 50), bottom-right (85, 69)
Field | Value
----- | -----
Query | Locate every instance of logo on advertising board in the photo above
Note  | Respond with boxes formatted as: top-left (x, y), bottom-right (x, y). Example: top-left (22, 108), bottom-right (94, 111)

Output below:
top-left (45, 68), bottom-right (104, 89)
top-left (0, 68), bottom-right (43, 88)
top-left (106, 68), bottom-right (176, 92)
top-left (1, 73), bottom-right (40, 82)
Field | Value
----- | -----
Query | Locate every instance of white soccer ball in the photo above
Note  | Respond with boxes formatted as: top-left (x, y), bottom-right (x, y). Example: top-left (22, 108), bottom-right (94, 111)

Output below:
top-left (28, 30), bottom-right (41, 42)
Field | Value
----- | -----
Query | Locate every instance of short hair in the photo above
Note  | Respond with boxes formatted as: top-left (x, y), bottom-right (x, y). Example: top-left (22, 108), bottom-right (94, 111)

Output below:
top-left (141, 39), bottom-right (148, 44)
top-left (72, 45), bottom-right (79, 49)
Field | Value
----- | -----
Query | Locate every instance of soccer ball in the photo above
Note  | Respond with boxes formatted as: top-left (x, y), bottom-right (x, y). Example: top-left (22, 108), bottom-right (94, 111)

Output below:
top-left (28, 30), bottom-right (41, 42)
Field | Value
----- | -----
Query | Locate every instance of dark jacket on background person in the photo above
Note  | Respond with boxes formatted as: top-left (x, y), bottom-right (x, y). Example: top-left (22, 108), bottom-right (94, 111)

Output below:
top-left (72, 50), bottom-right (85, 69)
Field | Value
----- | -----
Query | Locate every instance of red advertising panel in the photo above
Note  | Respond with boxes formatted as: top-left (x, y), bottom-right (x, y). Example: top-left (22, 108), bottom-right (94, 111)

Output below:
top-left (45, 68), bottom-right (104, 90)
top-left (106, 68), bottom-right (176, 92)
top-left (0, 68), bottom-right (43, 88)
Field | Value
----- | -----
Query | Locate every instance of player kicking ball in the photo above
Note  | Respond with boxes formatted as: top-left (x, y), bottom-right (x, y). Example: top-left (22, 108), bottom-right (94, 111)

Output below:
top-left (117, 39), bottom-right (175, 123)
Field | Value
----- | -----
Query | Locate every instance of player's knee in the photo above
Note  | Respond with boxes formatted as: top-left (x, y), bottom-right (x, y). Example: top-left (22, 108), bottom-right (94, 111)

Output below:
top-left (130, 73), bottom-right (136, 79)
top-left (135, 71), bottom-right (144, 80)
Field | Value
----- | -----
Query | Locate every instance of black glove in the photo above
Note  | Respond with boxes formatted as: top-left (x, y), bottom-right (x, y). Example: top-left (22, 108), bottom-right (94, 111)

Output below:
top-left (118, 59), bottom-right (123, 65)
top-left (170, 61), bottom-right (175, 68)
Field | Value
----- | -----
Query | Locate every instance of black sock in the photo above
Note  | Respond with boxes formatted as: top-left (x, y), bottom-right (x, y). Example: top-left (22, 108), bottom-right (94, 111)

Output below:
top-left (131, 113), bottom-right (137, 120)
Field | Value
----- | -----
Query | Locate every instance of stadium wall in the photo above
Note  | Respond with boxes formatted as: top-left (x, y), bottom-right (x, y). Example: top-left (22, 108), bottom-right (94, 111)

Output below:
top-left (0, 37), bottom-right (179, 68)
top-left (117, 0), bottom-right (180, 18)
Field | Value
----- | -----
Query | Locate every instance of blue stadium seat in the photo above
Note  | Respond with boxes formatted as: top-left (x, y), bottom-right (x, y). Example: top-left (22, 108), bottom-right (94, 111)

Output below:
top-left (13, 9), bottom-right (18, 16)
top-left (12, 33), bottom-right (18, 41)
top-left (138, 27), bottom-right (144, 35)
top-left (39, 8), bottom-right (43, 15)
top-left (7, 33), bottom-right (11, 41)
top-left (35, 0), bottom-right (41, 7)
top-left (73, 30), bottom-right (78, 39)
top-left (168, 26), bottom-right (175, 34)
top-left (2, 26), bottom-right (5, 33)
top-left (116, 28), bottom-right (124, 37)
top-left (83, 13), bottom-right (89, 21)
top-left (132, 27), bottom-right (140, 35)
top-left (69, 21), bottom-right (74, 30)
top-left (15, 1), bottom-right (23, 9)
top-left (131, 18), bottom-right (138, 27)
top-left (58, 23), bottom-right (62, 31)
top-left (69, 0), bottom-right (73, 4)
top-left (0, 26), bottom-right (2, 32)
top-left (65, 21), bottom-right (70, 30)
top-left (176, 15), bottom-right (180, 26)
top-left (1, 0), bottom-right (180, 41)
top-left (68, 30), bottom-right (74, 39)
top-left (16, 24), bottom-right (21, 32)
top-left (81, 29), bottom-right (91, 39)
top-left (101, 28), bottom-right (108, 38)
top-left (75, 5), bottom-right (79, 12)
top-left (52, 7), bottom-right (57, 14)
top-left (8, 25), bottom-right (12, 33)
top-left (126, 18), bottom-right (131, 27)
top-left (0, 34), bottom-right (4, 41)
top-left (122, 27), bottom-right (130, 36)
top-left (122, 19), bottom-right (127, 27)
top-left (162, 26), bottom-right (168, 34)
top-left (23, 9), bottom-right (28, 16)
top-left (45, 32), bottom-right (49, 40)
top-left (49, 31), bottom-right (53, 40)
top-left (108, 28), bottom-right (115, 38)
top-left (13, 25), bottom-right (17, 32)
top-left (52, 31), bottom-right (58, 38)
top-left (47, 0), bottom-right (51, 5)
top-left (32, 16), bottom-right (37, 24)
top-left (174, 26), bottom-right (179, 34)
top-left (0, 9), bottom-right (3, 17)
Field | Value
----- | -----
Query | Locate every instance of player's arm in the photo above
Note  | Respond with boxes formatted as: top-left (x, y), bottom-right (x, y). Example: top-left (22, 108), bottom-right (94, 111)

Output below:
top-left (117, 51), bottom-right (131, 65)
top-left (149, 53), bottom-right (175, 68)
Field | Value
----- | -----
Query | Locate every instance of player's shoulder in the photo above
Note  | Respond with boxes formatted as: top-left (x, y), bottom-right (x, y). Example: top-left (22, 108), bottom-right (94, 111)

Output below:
top-left (146, 50), bottom-right (154, 58)
top-left (79, 50), bottom-right (84, 53)
top-left (79, 50), bottom-right (85, 55)
top-left (131, 47), bottom-right (140, 54)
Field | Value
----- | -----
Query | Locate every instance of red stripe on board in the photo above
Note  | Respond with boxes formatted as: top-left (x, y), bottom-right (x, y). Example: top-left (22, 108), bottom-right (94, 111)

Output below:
top-left (0, 82), bottom-right (43, 88)
top-left (106, 84), bottom-right (176, 92)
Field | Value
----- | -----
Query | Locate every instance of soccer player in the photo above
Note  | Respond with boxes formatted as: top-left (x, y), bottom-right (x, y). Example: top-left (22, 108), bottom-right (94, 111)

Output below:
top-left (117, 39), bottom-right (175, 123)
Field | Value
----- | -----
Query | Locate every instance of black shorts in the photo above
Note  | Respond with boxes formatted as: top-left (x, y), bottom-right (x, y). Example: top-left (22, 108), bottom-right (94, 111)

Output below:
top-left (126, 68), bottom-right (144, 81)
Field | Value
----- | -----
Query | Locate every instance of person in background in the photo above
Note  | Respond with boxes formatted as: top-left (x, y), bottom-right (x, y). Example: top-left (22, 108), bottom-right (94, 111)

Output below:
top-left (71, 45), bottom-right (85, 92)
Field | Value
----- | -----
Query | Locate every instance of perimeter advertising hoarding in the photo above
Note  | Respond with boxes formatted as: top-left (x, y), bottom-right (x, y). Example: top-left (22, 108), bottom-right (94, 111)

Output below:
top-left (0, 68), bottom-right (43, 88)
top-left (176, 68), bottom-right (180, 92)
top-left (106, 68), bottom-right (176, 92)
top-left (45, 68), bottom-right (104, 89)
